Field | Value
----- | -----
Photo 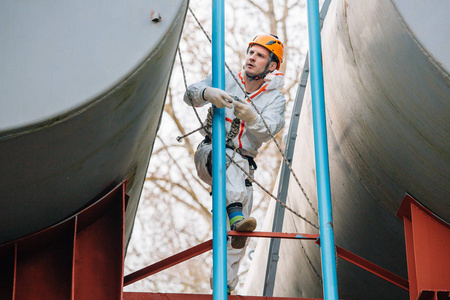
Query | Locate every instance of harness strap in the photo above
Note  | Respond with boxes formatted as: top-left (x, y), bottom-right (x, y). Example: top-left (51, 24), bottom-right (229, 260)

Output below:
top-left (200, 136), bottom-right (257, 186)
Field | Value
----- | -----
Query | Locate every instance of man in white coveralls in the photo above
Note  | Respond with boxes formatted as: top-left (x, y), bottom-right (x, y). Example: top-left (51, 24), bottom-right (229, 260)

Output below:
top-left (183, 34), bottom-right (286, 294)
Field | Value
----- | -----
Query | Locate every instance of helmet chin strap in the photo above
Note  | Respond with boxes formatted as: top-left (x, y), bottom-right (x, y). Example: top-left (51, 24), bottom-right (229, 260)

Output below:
top-left (245, 53), bottom-right (274, 82)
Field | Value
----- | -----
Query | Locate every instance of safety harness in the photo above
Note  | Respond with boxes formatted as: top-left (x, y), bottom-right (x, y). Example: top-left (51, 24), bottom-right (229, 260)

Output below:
top-left (202, 134), bottom-right (257, 187)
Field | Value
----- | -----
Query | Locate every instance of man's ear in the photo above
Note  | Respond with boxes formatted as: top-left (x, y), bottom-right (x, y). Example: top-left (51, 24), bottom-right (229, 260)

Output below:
top-left (268, 61), bottom-right (277, 72)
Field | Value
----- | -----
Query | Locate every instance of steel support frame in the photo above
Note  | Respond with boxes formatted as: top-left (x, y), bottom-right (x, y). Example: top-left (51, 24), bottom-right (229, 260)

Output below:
top-left (124, 232), bottom-right (319, 288)
top-left (123, 292), bottom-right (324, 300)
top-left (0, 181), bottom-right (128, 300)
top-left (124, 240), bottom-right (213, 286)
top-left (397, 194), bottom-right (450, 300)
top-left (125, 231), bottom-right (409, 297)
top-left (131, 188), bottom-right (447, 300)
top-left (334, 247), bottom-right (408, 291)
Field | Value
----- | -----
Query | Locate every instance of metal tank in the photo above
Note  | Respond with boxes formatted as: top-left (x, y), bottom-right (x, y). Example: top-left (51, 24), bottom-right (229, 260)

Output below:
top-left (0, 0), bottom-right (188, 245)
top-left (244, 0), bottom-right (449, 299)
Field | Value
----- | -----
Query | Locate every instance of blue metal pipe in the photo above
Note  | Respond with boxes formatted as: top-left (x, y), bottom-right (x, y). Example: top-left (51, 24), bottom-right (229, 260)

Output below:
top-left (306, 0), bottom-right (339, 299)
top-left (212, 0), bottom-right (227, 299)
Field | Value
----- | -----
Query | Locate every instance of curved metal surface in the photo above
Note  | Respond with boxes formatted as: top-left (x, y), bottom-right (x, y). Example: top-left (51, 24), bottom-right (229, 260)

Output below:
top-left (0, 0), bottom-right (186, 133)
top-left (0, 0), bottom-right (189, 244)
top-left (392, 0), bottom-right (450, 72)
top-left (245, 0), bottom-right (449, 299)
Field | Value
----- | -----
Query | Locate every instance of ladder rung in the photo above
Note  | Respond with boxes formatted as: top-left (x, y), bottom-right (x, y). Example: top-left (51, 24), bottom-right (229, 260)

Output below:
top-left (123, 292), bottom-right (325, 299)
top-left (227, 231), bottom-right (319, 240)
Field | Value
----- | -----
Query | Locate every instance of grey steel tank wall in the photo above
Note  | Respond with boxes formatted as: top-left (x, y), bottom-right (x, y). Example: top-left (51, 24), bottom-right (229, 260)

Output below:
top-left (0, 0), bottom-right (189, 245)
top-left (0, 1), bottom-right (188, 133)
top-left (245, 0), bottom-right (449, 299)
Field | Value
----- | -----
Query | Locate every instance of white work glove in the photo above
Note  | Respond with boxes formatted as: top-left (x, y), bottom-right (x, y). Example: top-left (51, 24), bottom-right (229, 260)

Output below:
top-left (202, 87), bottom-right (233, 109)
top-left (234, 100), bottom-right (257, 123)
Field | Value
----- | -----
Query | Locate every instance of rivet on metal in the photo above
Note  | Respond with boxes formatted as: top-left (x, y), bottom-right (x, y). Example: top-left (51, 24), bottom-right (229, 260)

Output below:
top-left (151, 11), bottom-right (161, 22)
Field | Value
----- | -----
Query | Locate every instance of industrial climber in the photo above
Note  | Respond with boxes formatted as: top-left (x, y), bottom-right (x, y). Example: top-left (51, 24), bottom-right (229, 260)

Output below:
top-left (183, 34), bottom-right (286, 293)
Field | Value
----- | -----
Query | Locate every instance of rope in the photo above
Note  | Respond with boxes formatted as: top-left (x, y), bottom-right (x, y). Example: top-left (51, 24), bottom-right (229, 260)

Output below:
top-left (177, 7), bottom-right (319, 228)
top-left (177, 47), bottom-right (205, 128)
top-left (226, 153), bottom-right (319, 230)
top-left (228, 73), bottom-right (318, 218)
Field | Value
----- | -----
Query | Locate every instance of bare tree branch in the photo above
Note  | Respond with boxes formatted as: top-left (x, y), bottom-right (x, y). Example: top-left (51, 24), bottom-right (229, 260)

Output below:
top-left (246, 0), bottom-right (268, 15)
top-left (164, 88), bottom-right (196, 157)
top-left (151, 179), bottom-right (212, 224)
top-left (150, 175), bottom-right (211, 220)
top-left (157, 136), bottom-right (209, 192)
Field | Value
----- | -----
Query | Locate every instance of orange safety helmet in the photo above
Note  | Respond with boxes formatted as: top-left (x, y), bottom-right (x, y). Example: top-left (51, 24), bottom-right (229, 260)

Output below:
top-left (248, 34), bottom-right (284, 69)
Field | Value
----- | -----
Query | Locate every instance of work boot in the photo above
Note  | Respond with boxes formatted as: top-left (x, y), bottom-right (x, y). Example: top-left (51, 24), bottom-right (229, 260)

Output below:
top-left (230, 217), bottom-right (257, 249)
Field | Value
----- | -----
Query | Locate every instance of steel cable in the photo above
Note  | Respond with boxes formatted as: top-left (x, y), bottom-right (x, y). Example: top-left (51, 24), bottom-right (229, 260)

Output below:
top-left (175, 7), bottom-right (319, 228)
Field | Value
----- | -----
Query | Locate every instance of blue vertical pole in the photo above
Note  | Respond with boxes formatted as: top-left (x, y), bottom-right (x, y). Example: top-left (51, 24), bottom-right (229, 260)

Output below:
top-left (306, 0), bottom-right (339, 299)
top-left (212, 0), bottom-right (227, 299)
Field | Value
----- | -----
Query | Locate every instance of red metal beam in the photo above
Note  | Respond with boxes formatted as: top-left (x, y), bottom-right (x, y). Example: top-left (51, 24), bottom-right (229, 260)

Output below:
top-left (14, 218), bottom-right (76, 299)
top-left (230, 231), bottom-right (409, 291)
top-left (124, 232), bottom-right (318, 287)
top-left (125, 229), bottom-right (410, 296)
top-left (314, 236), bottom-right (409, 291)
top-left (335, 246), bottom-right (409, 291)
top-left (0, 181), bottom-right (128, 300)
top-left (123, 292), bottom-right (323, 300)
top-left (124, 240), bottom-right (213, 287)
top-left (73, 182), bottom-right (126, 300)
top-left (227, 231), bottom-right (319, 240)
top-left (397, 194), bottom-right (450, 300)
top-left (0, 243), bottom-right (16, 300)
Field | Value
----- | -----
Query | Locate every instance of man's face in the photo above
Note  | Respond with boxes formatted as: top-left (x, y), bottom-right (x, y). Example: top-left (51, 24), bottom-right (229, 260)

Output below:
top-left (244, 44), bottom-right (272, 77)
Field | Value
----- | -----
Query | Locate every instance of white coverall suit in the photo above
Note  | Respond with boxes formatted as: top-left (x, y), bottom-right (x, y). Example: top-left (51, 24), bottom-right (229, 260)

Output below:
top-left (183, 69), bottom-right (286, 291)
